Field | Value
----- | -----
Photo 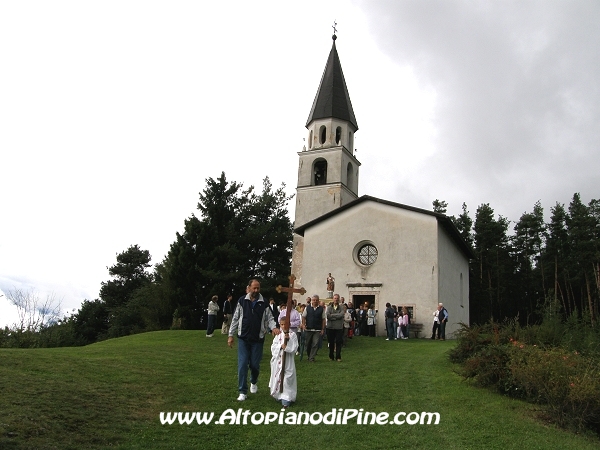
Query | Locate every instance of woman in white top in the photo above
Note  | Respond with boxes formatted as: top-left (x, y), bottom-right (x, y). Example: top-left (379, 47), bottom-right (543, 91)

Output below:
top-left (397, 312), bottom-right (404, 339)
top-left (431, 309), bottom-right (440, 339)
top-left (367, 304), bottom-right (376, 337)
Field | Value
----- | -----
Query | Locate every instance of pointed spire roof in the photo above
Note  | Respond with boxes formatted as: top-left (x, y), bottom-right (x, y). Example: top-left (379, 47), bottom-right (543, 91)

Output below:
top-left (306, 36), bottom-right (358, 130)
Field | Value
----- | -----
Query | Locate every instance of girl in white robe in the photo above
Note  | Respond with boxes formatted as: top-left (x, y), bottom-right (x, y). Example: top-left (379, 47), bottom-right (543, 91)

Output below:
top-left (397, 313), bottom-right (404, 339)
top-left (268, 315), bottom-right (298, 407)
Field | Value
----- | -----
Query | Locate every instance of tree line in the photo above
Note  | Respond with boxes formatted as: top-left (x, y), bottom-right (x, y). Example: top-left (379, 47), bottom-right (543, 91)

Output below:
top-left (435, 193), bottom-right (600, 326)
top-left (1, 173), bottom-right (294, 347)
top-left (2, 175), bottom-right (598, 348)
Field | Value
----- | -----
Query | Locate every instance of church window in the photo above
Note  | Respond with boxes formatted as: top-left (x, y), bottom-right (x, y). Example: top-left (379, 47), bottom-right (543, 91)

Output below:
top-left (313, 159), bottom-right (327, 185)
top-left (346, 162), bottom-right (354, 189)
top-left (309, 130), bottom-right (313, 149)
top-left (335, 126), bottom-right (342, 144)
top-left (460, 273), bottom-right (464, 307)
top-left (319, 125), bottom-right (327, 144)
top-left (357, 244), bottom-right (378, 265)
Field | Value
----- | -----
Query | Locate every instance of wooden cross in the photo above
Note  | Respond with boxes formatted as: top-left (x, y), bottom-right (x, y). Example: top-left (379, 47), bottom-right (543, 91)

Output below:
top-left (276, 274), bottom-right (306, 309)
top-left (275, 274), bottom-right (306, 391)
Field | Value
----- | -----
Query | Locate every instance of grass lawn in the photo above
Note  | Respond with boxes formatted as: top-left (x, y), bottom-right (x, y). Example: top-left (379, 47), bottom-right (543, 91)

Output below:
top-left (1, 331), bottom-right (598, 449)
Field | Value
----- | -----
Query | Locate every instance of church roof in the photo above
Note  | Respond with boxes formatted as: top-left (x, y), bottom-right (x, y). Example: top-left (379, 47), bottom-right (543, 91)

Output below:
top-left (293, 195), bottom-right (475, 260)
top-left (306, 37), bottom-right (358, 130)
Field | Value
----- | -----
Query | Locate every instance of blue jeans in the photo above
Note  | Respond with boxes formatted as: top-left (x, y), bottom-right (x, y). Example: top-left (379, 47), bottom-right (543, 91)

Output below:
top-left (237, 338), bottom-right (264, 394)
top-left (386, 318), bottom-right (395, 339)
top-left (207, 314), bottom-right (216, 335)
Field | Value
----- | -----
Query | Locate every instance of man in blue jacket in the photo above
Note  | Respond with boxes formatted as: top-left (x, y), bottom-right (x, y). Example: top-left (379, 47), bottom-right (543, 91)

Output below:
top-left (438, 303), bottom-right (448, 341)
top-left (228, 279), bottom-right (280, 401)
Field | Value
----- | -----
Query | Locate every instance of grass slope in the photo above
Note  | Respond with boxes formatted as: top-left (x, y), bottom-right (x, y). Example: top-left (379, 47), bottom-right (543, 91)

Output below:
top-left (1, 331), bottom-right (598, 449)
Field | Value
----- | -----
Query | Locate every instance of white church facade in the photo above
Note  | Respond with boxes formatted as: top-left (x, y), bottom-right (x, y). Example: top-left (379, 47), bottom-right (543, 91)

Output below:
top-left (290, 35), bottom-right (473, 338)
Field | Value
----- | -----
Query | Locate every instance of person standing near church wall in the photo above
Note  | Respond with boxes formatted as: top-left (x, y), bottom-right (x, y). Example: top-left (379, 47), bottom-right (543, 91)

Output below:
top-left (400, 307), bottom-right (409, 340)
top-left (438, 303), bottom-right (448, 340)
top-left (431, 308), bottom-right (440, 339)
top-left (367, 303), bottom-right (376, 337)
top-left (301, 295), bottom-right (325, 362)
top-left (355, 304), bottom-right (364, 336)
top-left (326, 294), bottom-right (344, 361)
top-left (384, 303), bottom-right (395, 340)
top-left (206, 295), bottom-right (219, 337)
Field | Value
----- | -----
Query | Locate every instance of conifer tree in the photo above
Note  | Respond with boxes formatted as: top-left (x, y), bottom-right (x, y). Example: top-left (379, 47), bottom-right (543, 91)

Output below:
top-left (163, 172), bottom-right (293, 327)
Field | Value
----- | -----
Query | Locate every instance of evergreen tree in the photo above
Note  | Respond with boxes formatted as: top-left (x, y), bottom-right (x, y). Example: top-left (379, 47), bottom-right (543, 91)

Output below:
top-left (511, 201), bottom-right (546, 320)
top-left (565, 193), bottom-right (598, 325)
top-left (542, 202), bottom-right (570, 314)
top-left (99, 245), bottom-right (153, 309)
top-left (163, 172), bottom-right (293, 328)
top-left (72, 299), bottom-right (109, 345)
top-left (432, 199), bottom-right (448, 214)
top-left (472, 204), bottom-right (511, 323)
top-left (451, 202), bottom-right (474, 248)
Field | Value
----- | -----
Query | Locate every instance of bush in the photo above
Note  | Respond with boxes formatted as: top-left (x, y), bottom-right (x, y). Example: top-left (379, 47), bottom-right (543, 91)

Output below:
top-left (449, 318), bottom-right (520, 364)
top-left (0, 328), bottom-right (41, 348)
top-left (452, 319), bottom-right (600, 434)
top-left (461, 344), bottom-right (514, 393)
top-left (509, 344), bottom-right (600, 432)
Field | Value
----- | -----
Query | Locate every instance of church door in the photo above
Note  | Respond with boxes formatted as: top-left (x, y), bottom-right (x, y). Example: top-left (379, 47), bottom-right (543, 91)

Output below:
top-left (352, 294), bottom-right (375, 309)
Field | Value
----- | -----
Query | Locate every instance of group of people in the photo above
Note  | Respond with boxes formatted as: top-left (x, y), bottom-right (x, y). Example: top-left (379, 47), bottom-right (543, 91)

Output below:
top-left (383, 303), bottom-right (413, 341)
top-left (222, 281), bottom-right (358, 408)
top-left (431, 302), bottom-right (449, 340)
top-left (220, 278), bottom-right (450, 409)
top-left (270, 293), bottom-right (344, 363)
top-left (205, 294), bottom-right (233, 337)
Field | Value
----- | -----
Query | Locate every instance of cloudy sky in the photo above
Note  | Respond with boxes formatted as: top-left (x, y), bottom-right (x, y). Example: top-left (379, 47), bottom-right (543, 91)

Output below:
top-left (1, 1), bottom-right (599, 326)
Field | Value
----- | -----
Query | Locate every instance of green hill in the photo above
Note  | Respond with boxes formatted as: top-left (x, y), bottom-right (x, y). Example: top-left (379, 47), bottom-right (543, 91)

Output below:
top-left (1, 331), bottom-right (598, 449)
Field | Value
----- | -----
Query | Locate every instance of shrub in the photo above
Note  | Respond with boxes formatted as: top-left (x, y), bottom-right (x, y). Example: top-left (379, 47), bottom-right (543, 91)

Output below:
top-left (461, 344), bottom-right (513, 392)
top-left (452, 319), bottom-right (600, 434)
top-left (509, 344), bottom-right (600, 432)
top-left (449, 318), bottom-right (520, 364)
top-left (449, 322), bottom-right (495, 363)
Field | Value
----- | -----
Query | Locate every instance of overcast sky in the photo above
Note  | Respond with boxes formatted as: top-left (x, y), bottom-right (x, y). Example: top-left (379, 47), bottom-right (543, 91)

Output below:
top-left (2, 1), bottom-right (599, 327)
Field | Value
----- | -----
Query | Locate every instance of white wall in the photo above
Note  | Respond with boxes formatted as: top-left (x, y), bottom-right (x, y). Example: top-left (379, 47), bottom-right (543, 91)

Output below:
top-left (299, 200), bottom-right (440, 336)
top-left (437, 226), bottom-right (470, 337)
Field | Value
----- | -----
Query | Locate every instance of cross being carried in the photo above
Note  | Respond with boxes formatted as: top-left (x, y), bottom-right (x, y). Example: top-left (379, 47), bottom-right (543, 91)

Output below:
top-left (276, 274), bottom-right (306, 322)
top-left (275, 274), bottom-right (306, 390)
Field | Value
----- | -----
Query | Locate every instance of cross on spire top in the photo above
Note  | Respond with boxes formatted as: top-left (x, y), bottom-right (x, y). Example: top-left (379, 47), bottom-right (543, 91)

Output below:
top-left (332, 20), bottom-right (337, 40)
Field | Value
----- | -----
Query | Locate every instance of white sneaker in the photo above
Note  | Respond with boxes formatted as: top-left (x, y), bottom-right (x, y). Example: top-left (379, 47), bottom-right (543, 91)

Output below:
top-left (250, 383), bottom-right (258, 394)
top-left (237, 394), bottom-right (247, 401)
top-left (206, 334), bottom-right (213, 337)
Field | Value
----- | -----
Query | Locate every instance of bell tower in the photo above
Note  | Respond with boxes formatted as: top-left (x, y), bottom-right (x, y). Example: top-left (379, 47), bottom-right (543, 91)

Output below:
top-left (291, 34), bottom-right (360, 292)
top-left (295, 34), bottom-right (360, 228)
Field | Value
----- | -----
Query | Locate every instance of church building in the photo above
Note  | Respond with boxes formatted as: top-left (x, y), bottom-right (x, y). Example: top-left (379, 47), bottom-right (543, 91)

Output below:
top-left (290, 35), bottom-right (473, 338)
